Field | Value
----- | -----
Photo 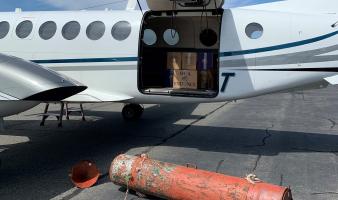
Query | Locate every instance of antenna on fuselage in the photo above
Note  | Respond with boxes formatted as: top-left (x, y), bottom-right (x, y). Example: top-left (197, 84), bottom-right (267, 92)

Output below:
top-left (15, 8), bottom-right (22, 13)
top-left (126, 0), bottom-right (143, 15)
top-left (136, 0), bottom-right (144, 15)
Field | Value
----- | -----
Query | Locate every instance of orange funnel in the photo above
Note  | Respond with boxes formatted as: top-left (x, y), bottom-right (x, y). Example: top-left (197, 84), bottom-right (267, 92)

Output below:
top-left (70, 160), bottom-right (100, 189)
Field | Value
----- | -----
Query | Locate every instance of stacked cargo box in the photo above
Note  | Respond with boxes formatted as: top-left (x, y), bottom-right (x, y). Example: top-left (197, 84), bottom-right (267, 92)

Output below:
top-left (177, 52), bottom-right (198, 89)
top-left (197, 52), bottom-right (214, 90)
top-left (165, 52), bottom-right (181, 87)
top-left (167, 52), bottom-right (198, 90)
top-left (166, 52), bottom-right (214, 91)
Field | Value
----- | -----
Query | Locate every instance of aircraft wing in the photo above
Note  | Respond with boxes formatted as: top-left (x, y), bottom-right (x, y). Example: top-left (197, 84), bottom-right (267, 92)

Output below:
top-left (63, 89), bottom-right (133, 103)
top-left (288, 75), bottom-right (338, 92)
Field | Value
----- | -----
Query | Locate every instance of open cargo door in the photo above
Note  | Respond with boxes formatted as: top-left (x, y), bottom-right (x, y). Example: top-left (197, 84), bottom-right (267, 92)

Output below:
top-left (146, 0), bottom-right (224, 11)
top-left (138, 3), bottom-right (223, 98)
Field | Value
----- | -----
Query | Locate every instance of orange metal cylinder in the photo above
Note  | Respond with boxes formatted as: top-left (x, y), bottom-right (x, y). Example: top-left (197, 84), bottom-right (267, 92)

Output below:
top-left (70, 160), bottom-right (100, 189)
top-left (109, 154), bottom-right (292, 200)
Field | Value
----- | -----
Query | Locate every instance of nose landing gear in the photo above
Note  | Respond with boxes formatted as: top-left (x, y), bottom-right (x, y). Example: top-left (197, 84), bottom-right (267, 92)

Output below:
top-left (122, 104), bottom-right (144, 121)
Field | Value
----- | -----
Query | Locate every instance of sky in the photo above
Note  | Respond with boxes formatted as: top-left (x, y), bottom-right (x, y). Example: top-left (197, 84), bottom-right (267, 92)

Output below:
top-left (0, 0), bottom-right (280, 12)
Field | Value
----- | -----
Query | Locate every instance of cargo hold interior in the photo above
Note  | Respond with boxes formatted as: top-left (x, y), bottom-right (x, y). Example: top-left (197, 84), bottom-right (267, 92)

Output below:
top-left (138, 10), bottom-right (223, 98)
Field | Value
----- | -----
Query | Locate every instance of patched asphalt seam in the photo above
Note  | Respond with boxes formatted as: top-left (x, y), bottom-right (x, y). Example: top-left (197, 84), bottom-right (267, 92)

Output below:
top-left (142, 102), bottom-right (230, 154)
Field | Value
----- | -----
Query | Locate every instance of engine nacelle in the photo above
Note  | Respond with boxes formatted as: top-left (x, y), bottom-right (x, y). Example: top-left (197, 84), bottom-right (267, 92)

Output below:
top-left (0, 53), bottom-right (86, 117)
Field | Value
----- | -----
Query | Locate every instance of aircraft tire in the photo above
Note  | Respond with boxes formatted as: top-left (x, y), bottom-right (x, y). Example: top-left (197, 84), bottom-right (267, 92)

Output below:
top-left (122, 104), bottom-right (143, 121)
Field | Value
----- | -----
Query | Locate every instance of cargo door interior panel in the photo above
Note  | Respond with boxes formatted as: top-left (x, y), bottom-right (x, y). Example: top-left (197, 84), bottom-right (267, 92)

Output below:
top-left (138, 9), bottom-right (223, 98)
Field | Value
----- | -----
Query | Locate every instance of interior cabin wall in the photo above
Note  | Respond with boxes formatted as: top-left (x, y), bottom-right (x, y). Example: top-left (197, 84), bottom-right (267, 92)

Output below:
top-left (140, 49), bottom-right (167, 88)
top-left (142, 15), bottom-right (221, 49)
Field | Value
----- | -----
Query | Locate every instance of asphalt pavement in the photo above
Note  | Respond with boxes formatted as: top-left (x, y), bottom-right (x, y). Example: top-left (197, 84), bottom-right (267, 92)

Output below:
top-left (1, 86), bottom-right (338, 200)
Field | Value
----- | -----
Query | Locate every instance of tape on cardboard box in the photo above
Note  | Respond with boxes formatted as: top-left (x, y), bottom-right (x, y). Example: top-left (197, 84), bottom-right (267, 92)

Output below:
top-left (182, 52), bottom-right (197, 70)
top-left (167, 52), bottom-right (182, 70)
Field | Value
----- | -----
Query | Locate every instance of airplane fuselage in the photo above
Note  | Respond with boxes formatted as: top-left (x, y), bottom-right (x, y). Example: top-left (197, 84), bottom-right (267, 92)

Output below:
top-left (0, 8), bottom-right (337, 104)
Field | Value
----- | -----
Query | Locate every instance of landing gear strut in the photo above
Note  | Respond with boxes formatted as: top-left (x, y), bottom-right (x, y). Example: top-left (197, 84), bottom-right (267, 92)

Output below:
top-left (122, 104), bottom-right (144, 121)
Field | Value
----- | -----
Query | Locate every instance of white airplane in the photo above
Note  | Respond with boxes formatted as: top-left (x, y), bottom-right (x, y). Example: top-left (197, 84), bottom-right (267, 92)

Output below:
top-left (0, 0), bottom-right (338, 120)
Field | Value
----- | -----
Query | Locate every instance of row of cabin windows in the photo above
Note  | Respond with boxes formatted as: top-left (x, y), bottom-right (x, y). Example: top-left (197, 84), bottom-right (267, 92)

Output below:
top-left (0, 20), bottom-right (132, 41)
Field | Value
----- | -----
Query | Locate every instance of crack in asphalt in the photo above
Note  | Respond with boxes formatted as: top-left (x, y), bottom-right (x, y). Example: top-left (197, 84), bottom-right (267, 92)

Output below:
top-left (244, 125), bottom-right (274, 173)
top-left (279, 174), bottom-right (284, 186)
top-left (293, 115), bottom-right (338, 153)
top-left (245, 125), bottom-right (273, 148)
top-left (251, 155), bottom-right (262, 173)
top-left (327, 118), bottom-right (336, 129)
top-left (260, 129), bottom-right (272, 147)
top-left (142, 102), bottom-right (230, 154)
top-left (215, 160), bottom-right (224, 173)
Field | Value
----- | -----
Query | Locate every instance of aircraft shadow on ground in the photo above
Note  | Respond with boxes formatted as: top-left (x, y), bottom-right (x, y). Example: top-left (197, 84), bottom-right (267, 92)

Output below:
top-left (0, 103), bottom-right (337, 199)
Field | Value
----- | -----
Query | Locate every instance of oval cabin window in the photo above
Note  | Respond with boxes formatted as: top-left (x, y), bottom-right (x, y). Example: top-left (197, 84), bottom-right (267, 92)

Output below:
top-left (111, 21), bottom-right (131, 41)
top-left (143, 29), bottom-right (157, 46)
top-left (39, 21), bottom-right (57, 40)
top-left (245, 23), bottom-right (263, 39)
top-left (16, 20), bottom-right (33, 39)
top-left (62, 21), bottom-right (81, 40)
top-left (163, 29), bottom-right (180, 46)
top-left (0, 21), bottom-right (10, 39)
top-left (87, 21), bottom-right (105, 40)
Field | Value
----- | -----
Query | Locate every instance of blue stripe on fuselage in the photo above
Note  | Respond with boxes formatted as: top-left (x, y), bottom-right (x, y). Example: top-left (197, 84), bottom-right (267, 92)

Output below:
top-left (32, 57), bottom-right (138, 64)
top-left (220, 30), bottom-right (338, 57)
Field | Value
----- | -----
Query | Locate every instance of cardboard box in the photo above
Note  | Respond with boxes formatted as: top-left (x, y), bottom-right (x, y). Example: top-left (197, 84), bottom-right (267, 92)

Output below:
top-left (199, 71), bottom-right (209, 89)
top-left (197, 52), bottom-right (214, 70)
top-left (198, 70), bottom-right (215, 90)
top-left (182, 52), bottom-right (197, 70)
top-left (173, 70), bottom-right (198, 89)
top-left (167, 52), bottom-right (182, 70)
